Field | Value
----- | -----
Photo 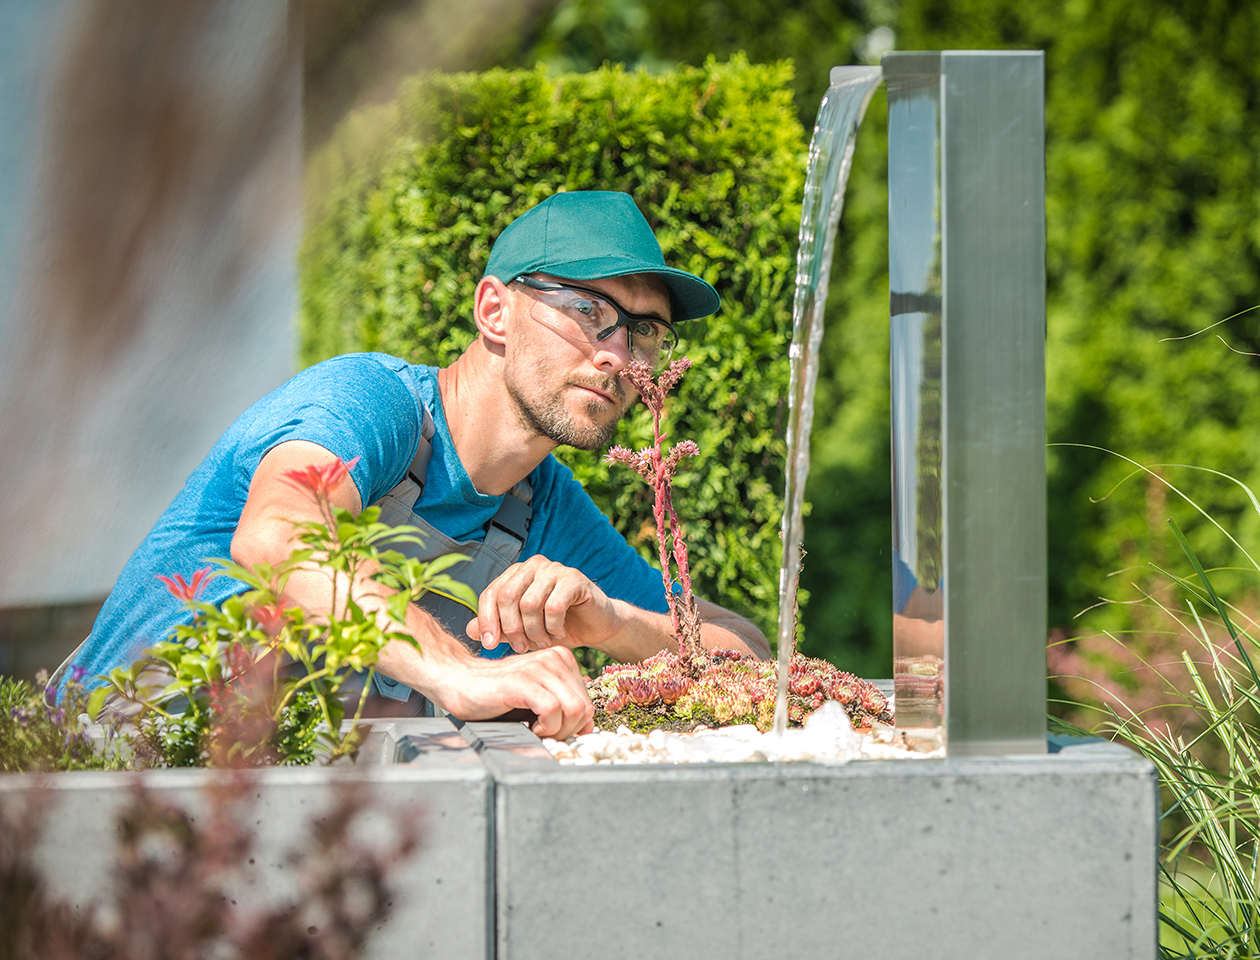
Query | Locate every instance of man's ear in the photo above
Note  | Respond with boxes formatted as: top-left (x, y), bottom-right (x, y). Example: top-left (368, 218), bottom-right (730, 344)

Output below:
top-left (473, 276), bottom-right (511, 346)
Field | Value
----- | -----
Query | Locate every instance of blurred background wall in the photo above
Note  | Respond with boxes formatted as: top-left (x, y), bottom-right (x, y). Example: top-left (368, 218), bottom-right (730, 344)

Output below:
top-left (0, 0), bottom-right (301, 674)
top-left (0, 0), bottom-right (561, 678)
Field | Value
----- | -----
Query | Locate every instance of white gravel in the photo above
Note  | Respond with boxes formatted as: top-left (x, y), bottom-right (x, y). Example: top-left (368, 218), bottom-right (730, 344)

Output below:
top-left (543, 701), bottom-right (944, 765)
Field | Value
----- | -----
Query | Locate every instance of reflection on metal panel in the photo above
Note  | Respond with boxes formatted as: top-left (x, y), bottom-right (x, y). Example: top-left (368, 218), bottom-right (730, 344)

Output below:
top-left (887, 57), bottom-right (945, 733)
top-left (885, 51), bottom-right (1047, 754)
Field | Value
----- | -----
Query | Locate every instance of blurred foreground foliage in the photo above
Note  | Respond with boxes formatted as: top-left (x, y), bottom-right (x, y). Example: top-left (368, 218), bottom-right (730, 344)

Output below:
top-left (302, 57), bottom-right (805, 640)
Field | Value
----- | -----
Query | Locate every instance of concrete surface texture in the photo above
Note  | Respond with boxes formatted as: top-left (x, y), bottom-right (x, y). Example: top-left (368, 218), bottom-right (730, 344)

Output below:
top-left (479, 730), bottom-right (1158, 960)
top-left (2, 720), bottom-right (491, 960)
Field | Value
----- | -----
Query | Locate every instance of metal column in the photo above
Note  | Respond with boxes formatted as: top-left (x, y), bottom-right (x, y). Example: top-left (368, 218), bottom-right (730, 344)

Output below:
top-left (884, 51), bottom-right (1047, 755)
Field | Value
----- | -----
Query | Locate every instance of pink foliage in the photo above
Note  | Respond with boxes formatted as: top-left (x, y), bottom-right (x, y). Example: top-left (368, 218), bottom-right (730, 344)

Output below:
top-left (280, 455), bottom-right (360, 502)
top-left (281, 455), bottom-right (360, 528)
top-left (0, 780), bottom-right (419, 960)
top-left (248, 601), bottom-right (288, 638)
top-left (1047, 585), bottom-right (1247, 741)
top-left (156, 566), bottom-right (214, 604)
top-left (590, 648), bottom-right (892, 732)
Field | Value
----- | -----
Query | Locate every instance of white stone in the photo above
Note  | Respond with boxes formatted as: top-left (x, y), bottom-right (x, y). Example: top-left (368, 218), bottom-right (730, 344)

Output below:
top-left (544, 703), bottom-right (941, 766)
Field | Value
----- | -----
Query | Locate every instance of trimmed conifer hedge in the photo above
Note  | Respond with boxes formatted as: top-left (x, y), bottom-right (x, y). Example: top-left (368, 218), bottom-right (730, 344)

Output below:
top-left (301, 56), bottom-right (807, 640)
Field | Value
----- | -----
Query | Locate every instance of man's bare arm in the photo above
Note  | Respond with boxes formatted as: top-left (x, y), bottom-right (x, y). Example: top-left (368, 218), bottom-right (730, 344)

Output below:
top-left (230, 440), bottom-right (594, 738)
top-left (468, 555), bottom-right (770, 662)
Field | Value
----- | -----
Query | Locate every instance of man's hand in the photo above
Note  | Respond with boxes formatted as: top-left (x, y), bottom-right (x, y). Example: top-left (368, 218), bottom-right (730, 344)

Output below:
top-left (467, 556), bottom-right (771, 662)
top-left (468, 555), bottom-right (620, 654)
top-left (410, 643), bottom-right (595, 739)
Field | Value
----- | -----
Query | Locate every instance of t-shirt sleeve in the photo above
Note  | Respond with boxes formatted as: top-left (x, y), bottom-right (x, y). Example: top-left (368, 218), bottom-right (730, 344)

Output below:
top-left (234, 355), bottom-right (420, 507)
top-left (527, 459), bottom-right (670, 615)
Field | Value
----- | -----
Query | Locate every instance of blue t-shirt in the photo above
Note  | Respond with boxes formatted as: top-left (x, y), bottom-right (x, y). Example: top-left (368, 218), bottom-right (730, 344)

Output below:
top-left (73, 353), bottom-right (668, 687)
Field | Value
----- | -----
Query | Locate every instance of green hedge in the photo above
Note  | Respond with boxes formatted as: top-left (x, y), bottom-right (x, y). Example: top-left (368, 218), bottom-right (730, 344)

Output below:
top-left (301, 56), bottom-right (807, 641)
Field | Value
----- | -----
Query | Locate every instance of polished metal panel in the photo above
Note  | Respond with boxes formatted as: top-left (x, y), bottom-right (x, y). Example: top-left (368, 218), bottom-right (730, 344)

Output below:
top-left (885, 52), bottom-right (946, 735)
top-left (884, 51), bottom-right (1047, 755)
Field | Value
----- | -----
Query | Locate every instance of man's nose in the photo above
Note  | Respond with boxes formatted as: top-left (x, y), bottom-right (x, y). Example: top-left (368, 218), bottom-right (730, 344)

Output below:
top-left (591, 325), bottom-right (633, 372)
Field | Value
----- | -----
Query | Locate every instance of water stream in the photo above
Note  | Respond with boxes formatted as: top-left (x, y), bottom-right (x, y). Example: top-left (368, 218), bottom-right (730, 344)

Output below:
top-left (773, 67), bottom-right (883, 737)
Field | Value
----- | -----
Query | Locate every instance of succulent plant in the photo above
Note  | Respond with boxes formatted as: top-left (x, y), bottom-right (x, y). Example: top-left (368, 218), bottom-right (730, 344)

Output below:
top-left (587, 648), bottom-right (892, 735)
top-left (600, 357), bottom-right (894, 740)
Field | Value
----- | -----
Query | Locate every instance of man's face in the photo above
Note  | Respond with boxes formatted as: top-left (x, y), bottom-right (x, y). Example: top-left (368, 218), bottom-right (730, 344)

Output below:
top-left (502, 272), bottom-right (672, 450)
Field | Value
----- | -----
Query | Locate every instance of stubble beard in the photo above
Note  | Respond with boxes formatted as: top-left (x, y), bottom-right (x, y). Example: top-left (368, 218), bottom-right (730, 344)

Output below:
top-left (506, 372), bottom-right (632, 451)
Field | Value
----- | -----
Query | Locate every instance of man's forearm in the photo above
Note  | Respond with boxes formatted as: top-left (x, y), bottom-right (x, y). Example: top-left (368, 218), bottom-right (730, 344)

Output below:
top-left (696, 601), bottom-right (771, 659)
top-left (271, 555), bottom-right (477, 703)
top-left (593, 598), bottom-right (769, 663)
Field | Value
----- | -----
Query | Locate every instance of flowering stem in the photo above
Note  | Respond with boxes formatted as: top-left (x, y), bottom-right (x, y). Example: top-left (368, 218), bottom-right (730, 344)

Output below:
top-left (654, 480), bottom-right (680, 639)
top-left (606, 358), bottom-right (702, 667)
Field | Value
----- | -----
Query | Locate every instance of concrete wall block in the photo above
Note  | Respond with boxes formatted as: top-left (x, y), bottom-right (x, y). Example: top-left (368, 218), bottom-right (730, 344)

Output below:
top-left (490, 742), bottom-right (1157, 960)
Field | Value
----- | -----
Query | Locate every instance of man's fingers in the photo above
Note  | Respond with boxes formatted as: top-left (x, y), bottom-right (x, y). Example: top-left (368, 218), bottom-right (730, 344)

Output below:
top-left (474, 569), bottom-right (522, 650)
top-left (521, 649), bottom-right (594, 738)
top-left (493, 647), bottom-right (593, 739)
top-left (470, 556), bottom-right (618, 658)
top-left (517, 570), bottom-right (572, 648)
top-left (436, 643), bottom-right (594, 740)
top-left (542, 577), bottom-right (587, 643)
top-left (523, 686), bottom-right (562, 736)
top-left (481, 564), bottom-right (536, 647)
top-left (477, 558), bottom-right (586, 652)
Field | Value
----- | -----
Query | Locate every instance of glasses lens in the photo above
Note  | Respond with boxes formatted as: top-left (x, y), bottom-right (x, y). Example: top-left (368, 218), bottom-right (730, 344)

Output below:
top-left (627, 320), bottom-right (677, 370)
top-left (524, 282), bottom-right (677, 371)
top-left (529, 288), bottom-right (616, 342)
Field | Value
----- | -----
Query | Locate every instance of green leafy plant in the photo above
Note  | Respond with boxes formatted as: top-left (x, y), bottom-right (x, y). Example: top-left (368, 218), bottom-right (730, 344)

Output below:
top-left (98, 457), bottom-right (477, 767)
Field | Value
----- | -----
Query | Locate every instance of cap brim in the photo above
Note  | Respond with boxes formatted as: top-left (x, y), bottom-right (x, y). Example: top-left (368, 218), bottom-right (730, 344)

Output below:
top-left (538, 255), bottom-right (720, 321)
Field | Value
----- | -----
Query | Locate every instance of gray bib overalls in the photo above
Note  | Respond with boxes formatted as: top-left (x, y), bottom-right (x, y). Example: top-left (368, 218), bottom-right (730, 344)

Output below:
top-left (363, 403), bottom-right (534, 715)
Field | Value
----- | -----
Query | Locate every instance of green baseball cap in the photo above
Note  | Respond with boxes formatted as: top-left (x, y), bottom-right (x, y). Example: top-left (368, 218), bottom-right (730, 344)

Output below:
top-left (483, 191), bottom-right (720, 321)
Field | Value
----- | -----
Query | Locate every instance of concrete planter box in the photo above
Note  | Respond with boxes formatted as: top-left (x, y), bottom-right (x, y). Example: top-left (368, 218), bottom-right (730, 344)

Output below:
top-left (3, 720), bottom-right (1158, 960)
top-left (467, 726), bottom-right (1159, 960)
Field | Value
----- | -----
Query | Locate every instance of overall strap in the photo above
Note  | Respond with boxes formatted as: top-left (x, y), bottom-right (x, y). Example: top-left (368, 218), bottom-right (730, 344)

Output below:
top-left (389, 401), bottom-right (534, 565)
top-left (400, 403), bottom-right (438, 510)
top-left (483, 479), bottom-right (533, 562)
top-left (379, 402), bottom-right (532, 561)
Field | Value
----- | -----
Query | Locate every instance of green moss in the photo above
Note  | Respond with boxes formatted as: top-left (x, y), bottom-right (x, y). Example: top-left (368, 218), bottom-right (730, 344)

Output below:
top-left (595, 702), bottom-right (709, 734)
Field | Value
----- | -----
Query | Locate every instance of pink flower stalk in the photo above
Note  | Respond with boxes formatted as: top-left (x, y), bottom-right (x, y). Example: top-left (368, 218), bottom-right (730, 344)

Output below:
top-left (605, 358), bottom-right (703, 666)
top-left (156, 566), bottom-right (215, 604)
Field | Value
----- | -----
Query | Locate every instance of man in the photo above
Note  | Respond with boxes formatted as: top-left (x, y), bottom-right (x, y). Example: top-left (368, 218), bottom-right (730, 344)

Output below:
top-left (69, 191), bottom-right (769, 740)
